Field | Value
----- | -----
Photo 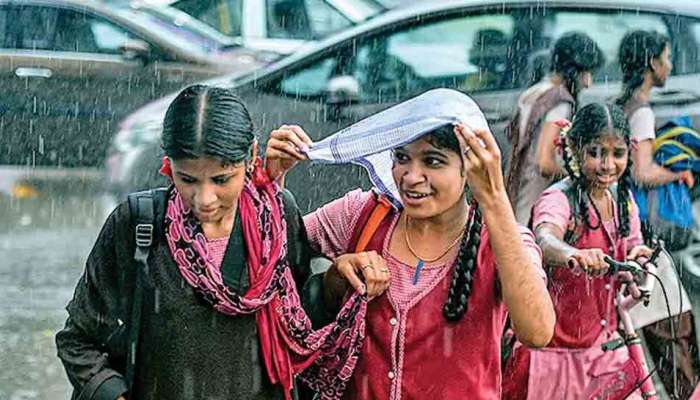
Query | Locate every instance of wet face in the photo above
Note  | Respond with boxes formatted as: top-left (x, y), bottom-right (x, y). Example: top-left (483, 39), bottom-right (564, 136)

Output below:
top-left (171, 156), bottom-right (247, 223)
top-left (578, 134), bottom-right (629, 192)
top-left (651, 45), bottom-right (672, 87)
top-left (391, 137), bottom-right (467, 220)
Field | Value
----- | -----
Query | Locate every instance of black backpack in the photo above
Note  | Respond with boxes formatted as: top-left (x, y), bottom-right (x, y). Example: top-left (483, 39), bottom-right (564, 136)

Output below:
top-left (120, 188), bottom-right (167, 392)
top-left (120, 187), bottom-right (319, 395)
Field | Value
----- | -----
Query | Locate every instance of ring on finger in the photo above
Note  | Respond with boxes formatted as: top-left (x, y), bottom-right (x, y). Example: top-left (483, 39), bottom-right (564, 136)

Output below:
top-left (379, 268), bottom-right (389, 273)
top-left (361, 264), bottom-right (373, 271)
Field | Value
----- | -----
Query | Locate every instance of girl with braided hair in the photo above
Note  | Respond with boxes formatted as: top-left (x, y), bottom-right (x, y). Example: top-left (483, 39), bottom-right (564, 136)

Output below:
top-left (503, 102), bottom-right (652, 400)
top-left (616, 30), bottom-right (693, 188)
top-left (505, 31), bottom-right (604, 225)
top-left (265, 89), bottom-right (555, 399)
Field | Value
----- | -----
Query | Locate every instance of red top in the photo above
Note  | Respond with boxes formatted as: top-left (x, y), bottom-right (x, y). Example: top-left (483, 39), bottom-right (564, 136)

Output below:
top-left (304, 190), bottom-right (543, 400)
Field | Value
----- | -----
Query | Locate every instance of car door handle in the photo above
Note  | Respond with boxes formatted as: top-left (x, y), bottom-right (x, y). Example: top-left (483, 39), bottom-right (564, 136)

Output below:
top-left (15, 67), bottom-right (53, 79)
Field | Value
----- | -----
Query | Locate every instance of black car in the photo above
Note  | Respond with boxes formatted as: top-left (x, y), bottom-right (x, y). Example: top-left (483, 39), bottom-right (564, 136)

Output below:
top-left (0, 0), bottom-right (272, 167)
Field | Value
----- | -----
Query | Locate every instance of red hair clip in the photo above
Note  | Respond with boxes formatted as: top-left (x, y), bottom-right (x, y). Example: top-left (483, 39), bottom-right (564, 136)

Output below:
top-left (251, 157), bottom-right (271, 186)
top-left (159, 156), bottom-right (173, 179)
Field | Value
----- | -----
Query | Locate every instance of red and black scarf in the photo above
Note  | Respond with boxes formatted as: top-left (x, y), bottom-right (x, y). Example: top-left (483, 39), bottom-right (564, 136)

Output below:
top-left (163, 161), bottom-right (367, 400)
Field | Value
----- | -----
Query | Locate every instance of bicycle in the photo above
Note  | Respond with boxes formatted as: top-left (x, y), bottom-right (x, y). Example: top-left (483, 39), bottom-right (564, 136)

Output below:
top-left (584, 244), bottom-right (666, 400)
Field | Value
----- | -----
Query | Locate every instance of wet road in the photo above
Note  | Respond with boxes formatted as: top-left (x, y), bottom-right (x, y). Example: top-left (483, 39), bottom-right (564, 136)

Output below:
top-left (0, 167), bottom-right (112, 400)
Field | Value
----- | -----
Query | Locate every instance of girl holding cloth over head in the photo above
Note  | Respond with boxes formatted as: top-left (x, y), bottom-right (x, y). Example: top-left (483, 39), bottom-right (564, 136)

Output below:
top-left (265, 89), bottom-right (555, 400)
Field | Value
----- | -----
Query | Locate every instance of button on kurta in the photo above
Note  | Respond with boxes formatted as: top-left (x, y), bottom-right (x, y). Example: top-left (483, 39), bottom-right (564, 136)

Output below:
top-left (389, 317), bottom-right (398, 326)
top-left (600, 319), bottom-right (607, 326)
top-left (388, 371), bottom-right (396, 380)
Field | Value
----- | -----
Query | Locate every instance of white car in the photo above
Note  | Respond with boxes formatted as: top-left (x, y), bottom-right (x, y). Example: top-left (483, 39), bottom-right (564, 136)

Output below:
top-left (142, 0), bottom-right (388, 55)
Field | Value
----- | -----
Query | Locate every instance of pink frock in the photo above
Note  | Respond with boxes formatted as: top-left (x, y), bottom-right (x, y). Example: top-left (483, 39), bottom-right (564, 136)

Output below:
top-left (503, 187), bottom-right (644, 400)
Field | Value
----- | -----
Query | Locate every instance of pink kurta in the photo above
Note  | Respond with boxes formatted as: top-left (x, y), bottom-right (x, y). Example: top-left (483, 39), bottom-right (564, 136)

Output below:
top-left (304, 190), bottom-right (544, 400)
top-left (503, 186), bottom-right (644, 400)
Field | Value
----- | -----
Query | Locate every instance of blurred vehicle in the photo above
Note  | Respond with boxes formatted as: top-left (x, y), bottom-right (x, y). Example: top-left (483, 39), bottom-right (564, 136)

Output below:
top-left (0, 0), bottom-right (276, 167)
top-left (109, 0), bottom-right (700, 215)
top-left (161, 0), bottom-right (387, 55)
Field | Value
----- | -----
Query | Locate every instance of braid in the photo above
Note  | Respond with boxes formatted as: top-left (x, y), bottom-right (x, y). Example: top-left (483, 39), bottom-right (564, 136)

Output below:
top-left (576, 184), bottom-right (592, 230)
top-left (443, 202), bottom-right (482, 322)
top-left (615, 74), bottom-right (644, 108)
top-left (617, 162), bottom-right (633, 238)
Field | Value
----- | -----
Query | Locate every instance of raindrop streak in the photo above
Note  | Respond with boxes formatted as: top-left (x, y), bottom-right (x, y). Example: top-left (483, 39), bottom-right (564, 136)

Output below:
top-left (154, 289), bottom-right (160, 314)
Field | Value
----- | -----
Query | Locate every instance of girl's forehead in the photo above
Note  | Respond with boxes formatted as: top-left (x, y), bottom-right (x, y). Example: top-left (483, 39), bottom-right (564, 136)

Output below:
top-left (173, 156), bottom-right (242, 174)
top-left (586, 134), bottom-right (628, 147)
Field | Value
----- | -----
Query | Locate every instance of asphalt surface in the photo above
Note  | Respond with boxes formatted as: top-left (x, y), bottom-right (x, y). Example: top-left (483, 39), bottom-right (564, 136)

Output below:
top-left (0, 167), bottom-right (112, 400)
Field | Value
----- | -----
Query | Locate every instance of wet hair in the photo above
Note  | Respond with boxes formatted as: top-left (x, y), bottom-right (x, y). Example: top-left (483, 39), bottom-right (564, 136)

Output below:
top-left (419, 125), bottom-right (483, 322)
top-left (551, 32), bottom-right (605, 100)
top-left (615, 30), bottom-right (670, 108)
top-left (561, 103), bottom-right (632, 237)
top-left (161, 84), bottom-right (255, 164)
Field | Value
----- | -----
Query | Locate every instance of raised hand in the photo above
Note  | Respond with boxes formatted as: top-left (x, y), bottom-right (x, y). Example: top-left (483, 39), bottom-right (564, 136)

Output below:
top-left (453, 123), bottom-right (506, 207)
top-left (264, 125), bottom-right (313, 182)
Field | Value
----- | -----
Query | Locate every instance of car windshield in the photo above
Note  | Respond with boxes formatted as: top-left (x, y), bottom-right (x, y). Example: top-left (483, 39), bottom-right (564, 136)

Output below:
top-left (325, 0), bottom-right (385, 23)
top-left (135, 4), bottom-right (241, 47)
top-left (114, 8), bottom-right (229, 54)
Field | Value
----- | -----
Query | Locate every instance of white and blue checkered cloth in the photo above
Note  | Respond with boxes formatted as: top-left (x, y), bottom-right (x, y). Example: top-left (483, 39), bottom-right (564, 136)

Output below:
top-left (305, 88), bottom-right (489, 207)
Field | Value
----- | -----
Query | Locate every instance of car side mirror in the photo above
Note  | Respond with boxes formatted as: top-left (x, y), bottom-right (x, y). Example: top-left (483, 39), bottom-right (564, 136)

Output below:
top-left (325, 75), bottom-right (360, 106)
top-left (120, 39), bottom-right (151, 65)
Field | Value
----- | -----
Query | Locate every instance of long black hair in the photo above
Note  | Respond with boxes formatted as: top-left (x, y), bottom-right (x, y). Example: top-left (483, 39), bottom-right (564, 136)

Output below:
top-left (419, 125), bottom-right (482, 322)
top-left (162, 84), bottom-right (256, 164)
top-left (615, 30), bottom-right (670, 108)
top-left (551, 32), bottom-right (605, 101)
top-left (561, 103), bottom-right (632, 237)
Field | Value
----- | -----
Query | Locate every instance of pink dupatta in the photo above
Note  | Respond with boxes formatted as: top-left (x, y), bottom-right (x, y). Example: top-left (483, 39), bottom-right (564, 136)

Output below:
top-left (163, 162), bottom-right (367, 400)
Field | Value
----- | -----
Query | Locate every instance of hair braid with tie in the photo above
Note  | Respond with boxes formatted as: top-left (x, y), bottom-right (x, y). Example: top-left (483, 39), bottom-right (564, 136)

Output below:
top-left (421, 126), bottom-right (483, 322)
top-left (560, 103), bottom-right (632, 236)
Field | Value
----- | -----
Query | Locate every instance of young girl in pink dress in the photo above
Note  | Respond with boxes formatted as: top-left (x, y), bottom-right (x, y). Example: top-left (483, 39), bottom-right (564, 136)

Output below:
top-left (503, 102), bottom-right (653, 399)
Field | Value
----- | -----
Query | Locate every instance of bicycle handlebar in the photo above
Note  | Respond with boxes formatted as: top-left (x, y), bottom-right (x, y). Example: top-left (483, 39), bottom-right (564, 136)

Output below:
top-left (603, 240), bottom-right (664, 275)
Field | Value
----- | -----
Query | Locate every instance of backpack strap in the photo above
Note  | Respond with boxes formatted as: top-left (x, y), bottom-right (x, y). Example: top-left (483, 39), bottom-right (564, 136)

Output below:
top-left (353, 193), bottom-right (393, 252)
top-left (125, 188), bottom-right (165, 392)
top-left (346, 190), bottom-right (395, 253)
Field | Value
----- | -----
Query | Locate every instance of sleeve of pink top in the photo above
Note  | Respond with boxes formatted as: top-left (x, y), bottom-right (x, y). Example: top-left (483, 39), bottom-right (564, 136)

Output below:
top-left (626, 191), bottom-right (644, 249)
top-left (303, 189), bottom-right (373, 259)
top-left (518, 225), bottom-right (546, 281)
top-left (531, 188), bottom-right (572, 234)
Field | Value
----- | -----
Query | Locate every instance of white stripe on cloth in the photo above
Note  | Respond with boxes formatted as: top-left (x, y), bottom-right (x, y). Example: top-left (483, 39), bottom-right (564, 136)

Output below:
top-left (304, 88), bottom-right (490, 206)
